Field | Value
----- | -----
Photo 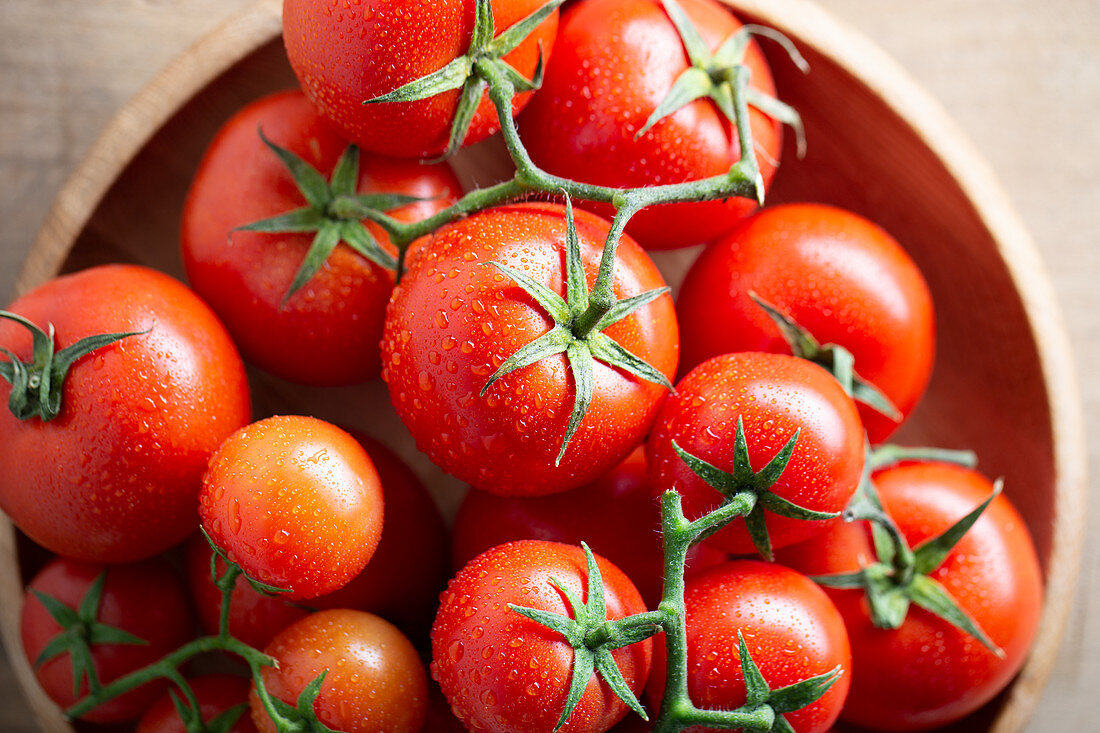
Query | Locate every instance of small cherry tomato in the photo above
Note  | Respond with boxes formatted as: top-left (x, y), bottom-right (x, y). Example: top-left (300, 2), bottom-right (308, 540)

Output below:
top-left (250, 609), bottom-right (428, 733)
top-left (21, 557), bottom-right (193, 723)
top-left (432, 540), bottom-right (652, 733)
top-left (182, 89), bottom-right (461, 386)
top-left (676, 203), bottom-right (934, 442)
top-left (777, 463), bottom-right (1043, 731)
top-left (647, 352), bottom-right (864, 555)
top-left (136, 675), bottom-right (257, 733)
top-left (199, 415), bottom-right (384, 600)
top-left (0, 264), bottom-right (250, 562)
top-left (648, 560), bottom-right (851, 733)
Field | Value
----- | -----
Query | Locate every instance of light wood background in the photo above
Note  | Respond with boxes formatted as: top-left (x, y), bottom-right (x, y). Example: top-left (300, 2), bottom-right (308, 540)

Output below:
top-left (0, 0), bottom-right (1096, 730)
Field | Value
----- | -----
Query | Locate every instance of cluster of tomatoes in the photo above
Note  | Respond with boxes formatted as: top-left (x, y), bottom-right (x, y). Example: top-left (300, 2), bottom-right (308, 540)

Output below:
top-left (0, 0), bottom-right (1045, 732)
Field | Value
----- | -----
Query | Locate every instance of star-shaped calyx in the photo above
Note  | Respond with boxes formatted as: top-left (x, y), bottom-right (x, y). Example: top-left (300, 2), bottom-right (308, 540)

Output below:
top-left (234, 132), bottom-right (426, 305)
top-left (638, 0), bottom-right (809, 184)
top-left (166, 688), bottom-right (249, 733)
top-left (509, 543), bottom-right (661, 731)
top-left (30, 571), bottom-right (148, 700)
top-left (480, 195), bottom-right (673, 464)
top-left (815, 445), bottom-right (1003, 655)
top-left (0, 311), bottom-right (145, 422)
top-left (671, 417), bottom-right (838, 561)
top-left (365, 0), bottom-right (563, 161)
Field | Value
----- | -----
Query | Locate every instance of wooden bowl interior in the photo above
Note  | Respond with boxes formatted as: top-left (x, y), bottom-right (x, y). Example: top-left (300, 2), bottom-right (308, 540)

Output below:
top-left (5, 2), bottom-right (1073, 731)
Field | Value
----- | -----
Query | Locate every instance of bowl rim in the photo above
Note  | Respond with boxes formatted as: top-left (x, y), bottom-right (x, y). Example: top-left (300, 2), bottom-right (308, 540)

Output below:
top-left (4, 1), bottom-right (1086, 731)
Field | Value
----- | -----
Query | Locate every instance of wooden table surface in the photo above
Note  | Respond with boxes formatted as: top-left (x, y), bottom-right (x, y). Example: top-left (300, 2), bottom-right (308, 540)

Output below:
top-left (0, 0), bottom-right (1097, 730)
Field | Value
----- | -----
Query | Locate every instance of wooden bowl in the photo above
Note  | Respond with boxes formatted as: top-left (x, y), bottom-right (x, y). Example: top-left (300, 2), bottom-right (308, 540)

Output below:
top-left (1, 0), bottom-right (1085, 731)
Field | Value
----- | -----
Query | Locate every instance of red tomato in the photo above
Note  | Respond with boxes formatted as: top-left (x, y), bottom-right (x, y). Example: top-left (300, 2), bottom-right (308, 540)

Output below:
top-left (676, 203), bottom-right (935, 442)
top-left (451, 446), bottom-right (726, 605)
top-left (188, 433), bottom-right (447, 645)
top-left (136, 675), bottom-right (257, 733)
top-left (0, 264), bottom-right (250, 562)
top-left (21, 558), bottom-right (193, 723)
top-left (283, 0), bottom-right (558, 158)
top-left (199, 416), bottom-right (384, 600)
top-left (777, 463), bottom-right (1043, 731)
top-left (520, 0), bottom-right (780, 250)
top-left (250, 609), bottom-right (428, 733)
top-left (181, 89), bottom-right (460, 386)
top-left (381, 202), bottom-right (678, 496)
top-left (648, 560), bottom-right (851, 733)
top-left (647, 352), bottom-right (864, 555)
top-left (431, 540), bottom-right (652, 732)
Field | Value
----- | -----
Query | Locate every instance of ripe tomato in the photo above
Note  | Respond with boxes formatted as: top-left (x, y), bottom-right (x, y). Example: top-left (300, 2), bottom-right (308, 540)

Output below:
top-left (136, 675), bottom-right (256, 733)
top-left (181, 89), bottom-right (460, 386)
top-left (21, 557), bottom-right (193, 723)
top-left (777, 463), bottom-right (1043, 731)
top-left (283, 0), bottom-right (558, 159)
top-left (0, 264), bottom-right (250, 562)
top-left (188, 433), bottom-right (447, 645)
top-left (250, 609), bottom-right (428, 733)
top-left (432, 540), bottom-right (652, 732)
top-left (647, 352), bottom-right (864, 555)
top-left (452, 446), bottom-right (726, 605)
top-left (199, 415), bottom-right (384, 600)
top-left (676, 203), bottom-right (935, 442)
top-left (381, 202), bottom-right (678, 496)
top-left (520, 0), bottom-right (781, 250)
top-left (648, 560), bottom-right (851, 733)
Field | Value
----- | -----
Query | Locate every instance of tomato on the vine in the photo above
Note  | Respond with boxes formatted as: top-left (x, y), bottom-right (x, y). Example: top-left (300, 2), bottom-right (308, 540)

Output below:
top-left (251, 609), bottom-right (428, 733)
top-left (0, 264), bottom-right (250, 562)
top-left (647, 352), bottom-right (864, 556)
top-left (648, 560), bottom-right (851, 733)
top-left (199, 415), bottom-right (384, 600)
top-left (777, 463), bottom-right (1043, 731)
top-left (381, 202), bottom-right (677, 496)
top-left (520, 0), bottom-right (782, 249)
top-left (182, 89), bottom-right (461, 386)
top-left (283, 0), bottom-right (559, 159)
top-left (21, 558), bottom-right (193, 723)
top-left (432, 540), bottom-right (652, 733)
top-left (136, 675), bottom-right (257, 733)
top-left (676, 203), bottom-right (934, 442)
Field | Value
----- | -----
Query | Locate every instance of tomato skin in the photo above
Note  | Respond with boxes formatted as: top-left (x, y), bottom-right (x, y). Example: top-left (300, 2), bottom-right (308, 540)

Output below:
top-left (431, 540), bottom-right (652, 733)
top-left (648, 561), bottom-right (851, 733)
top-left (520, 0), bottom-right (780, 250)
top-left (647, 353), bottom-right (864, 554)
top-left (677, 203), bottom-right (935, 442)
top-left (199, 416), bottom-right (384, 600)
top-left (0, 264), bottom-right (250, 562)
top-left (21, 558), bottom-right (194, 723)
top-left (452, 446), bottom-right (727, 605)
top-left (250, 609), bottom-right (428, 733)
top-left (181, 89), bottom-right (460, 386)
top-left (776, 463), bottom-right (1043, 730)
top-left (136, 675), bottom-right (257, 733)
top-left (381, 202), bottom-right (678, 496)
top-left (283, 0), bottom-right (558, 159)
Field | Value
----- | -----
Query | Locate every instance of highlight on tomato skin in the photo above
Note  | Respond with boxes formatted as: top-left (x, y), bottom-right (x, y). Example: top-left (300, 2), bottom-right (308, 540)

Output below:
top-left (20, 557), bottom-right (195, 724)
top-left (198, 415), bottom-right (384, 601)
top-left (676, 202), bottom-right (935, 443)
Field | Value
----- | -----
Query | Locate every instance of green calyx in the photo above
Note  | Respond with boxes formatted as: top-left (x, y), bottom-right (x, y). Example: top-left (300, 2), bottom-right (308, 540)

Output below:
top-left (816, 446), bottom-right (1004, 656)
top-left (202, 526), bottom-right (292, 601)
top-left (0, 310), bottom-right (146, 422)
top-left (365, 0), bottom-right (563, 161)
top-left (250, 668), bottom-right (336, 733)
top-left (671, 417), bottom-right (835, 561)
top-left (480, 196), bottom-right (672, 465)
top-left (509, 543), bottom-right (661, 730)
top-left (749, 292), bottom-right (902, 421)
top-left (235, 131), bottom-right (425, 305)
top-left (167, 685), bottom-right (248, 733)
top-left (31, 571), bottom-right (148, 699)
top-left (638, 0), bottom-right (810, 175)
